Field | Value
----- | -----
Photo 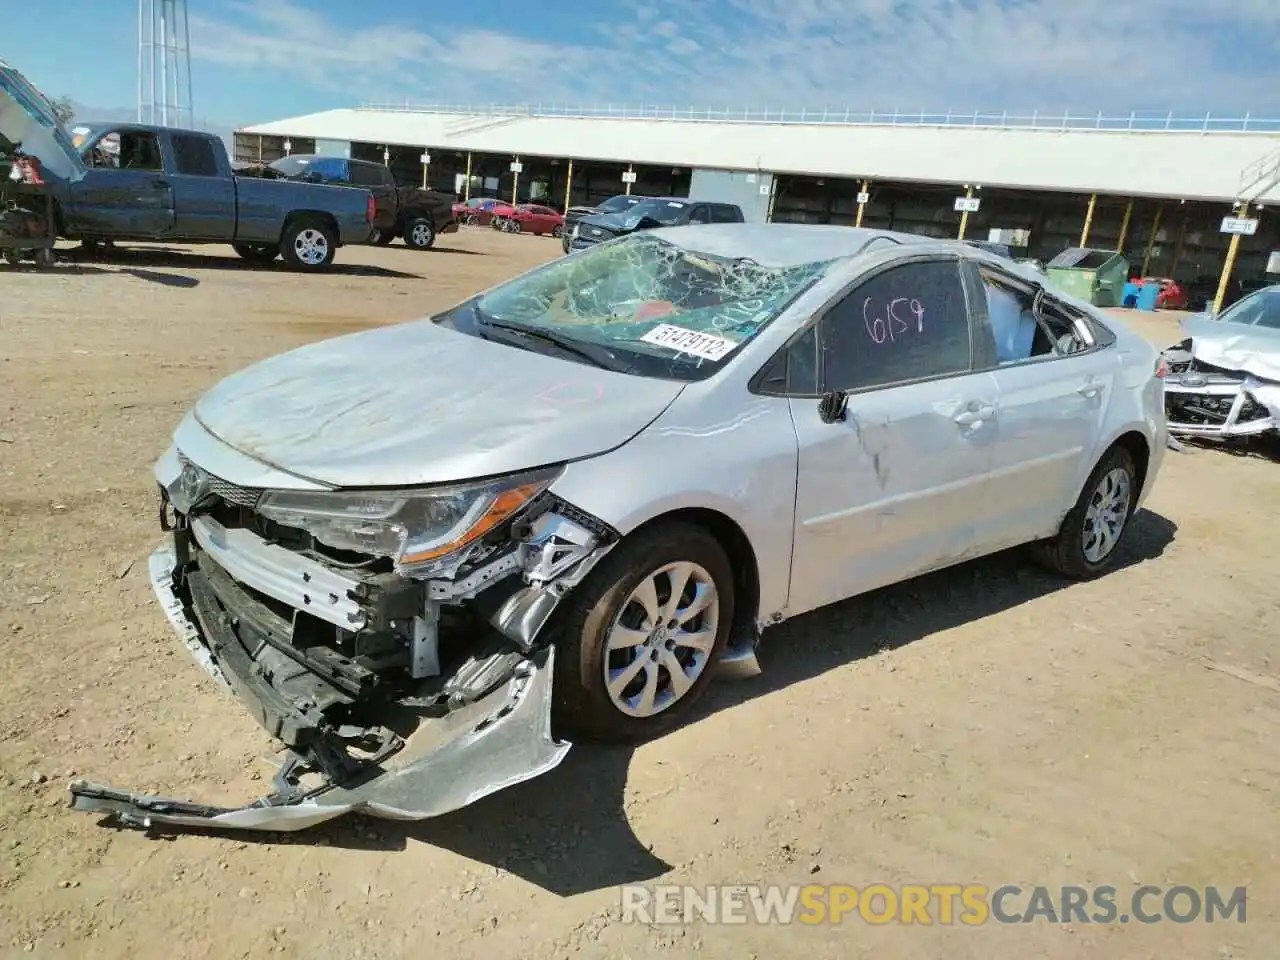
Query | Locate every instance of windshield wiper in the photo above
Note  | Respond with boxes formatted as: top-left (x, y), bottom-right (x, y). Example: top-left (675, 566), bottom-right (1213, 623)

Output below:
top-left (477, 317), bottom-right (625, 372)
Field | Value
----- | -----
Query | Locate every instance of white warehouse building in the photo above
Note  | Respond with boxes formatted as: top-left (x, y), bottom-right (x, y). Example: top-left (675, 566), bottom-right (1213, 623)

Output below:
top-left (236, 104), bottom-right (1280, 299)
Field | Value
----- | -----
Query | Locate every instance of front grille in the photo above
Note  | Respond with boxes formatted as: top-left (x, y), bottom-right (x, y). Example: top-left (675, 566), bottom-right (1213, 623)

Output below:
top-left (177, 452), bottom-right (264, 507)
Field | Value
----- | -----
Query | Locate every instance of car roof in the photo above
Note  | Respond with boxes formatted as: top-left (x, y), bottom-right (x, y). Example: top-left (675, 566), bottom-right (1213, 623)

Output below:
top-left (643, 223), bottom-right (932, 267)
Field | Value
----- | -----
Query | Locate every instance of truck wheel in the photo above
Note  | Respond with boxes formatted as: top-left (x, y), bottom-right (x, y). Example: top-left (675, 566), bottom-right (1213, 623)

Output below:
top-left (280, 219), bottom-right (337, 271)
top-left (233, 243), bottom-right (278, 264)
top-left (404, 216), bottom-right (436, 251)
top-left (369, 226), bottom-right (397, 246)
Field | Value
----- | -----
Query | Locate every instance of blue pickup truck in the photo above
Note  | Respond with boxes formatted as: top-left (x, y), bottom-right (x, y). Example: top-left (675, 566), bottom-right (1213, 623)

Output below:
top-left (2, 59), bottom-right (374, 272)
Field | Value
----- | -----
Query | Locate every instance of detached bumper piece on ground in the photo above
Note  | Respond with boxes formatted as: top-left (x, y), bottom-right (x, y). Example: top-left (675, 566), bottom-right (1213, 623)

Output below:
top-left (67, 491), bottom-right (611, 832)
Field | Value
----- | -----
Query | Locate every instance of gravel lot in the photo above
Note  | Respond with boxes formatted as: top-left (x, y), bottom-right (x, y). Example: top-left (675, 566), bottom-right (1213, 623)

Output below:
top-left (1, 228), bottom-right (1277, 958)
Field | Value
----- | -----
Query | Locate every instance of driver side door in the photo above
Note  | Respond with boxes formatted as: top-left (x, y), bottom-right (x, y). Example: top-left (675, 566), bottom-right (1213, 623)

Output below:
top-left (785, 256), bottom-right (1001, 617)
top-left (66, 129), bottom-right (176, 239)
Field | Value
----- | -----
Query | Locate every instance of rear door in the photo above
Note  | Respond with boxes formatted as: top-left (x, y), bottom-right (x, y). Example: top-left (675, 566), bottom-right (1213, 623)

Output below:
top-left (67, 128), bottom-right (175, 238)
top-left (166, 132), bottom-right (235, 240)
top-left (786, 255), bottom-right (1001, 617)
top-left (966, 260), bottom-right (1118, 547)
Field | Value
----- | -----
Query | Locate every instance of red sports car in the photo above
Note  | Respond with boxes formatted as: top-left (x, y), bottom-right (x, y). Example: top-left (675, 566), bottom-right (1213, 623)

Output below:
top-left (1146, 277), bottom-right (1189, 310)
top-left (452, 197), bottom-right (506, 226)
top-left (492, 203), bottom-right (565, 237)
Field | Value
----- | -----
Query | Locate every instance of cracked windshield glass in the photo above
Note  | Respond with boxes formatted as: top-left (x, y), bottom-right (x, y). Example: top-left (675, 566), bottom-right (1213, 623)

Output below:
top-left (473, 234), bottom-right (834, 379)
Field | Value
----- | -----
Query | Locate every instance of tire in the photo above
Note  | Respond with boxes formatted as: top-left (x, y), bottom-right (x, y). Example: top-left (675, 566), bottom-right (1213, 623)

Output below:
top-left (233, 242), bottom-right (279, 264)
top-left (1032, 445), bottom-right (1138, 580)
top-left (370, 225), bottom-right (397, 246)
top-left (551, 522), bottom-right (734, 743)
top-left (403, 215), bottom-right (436, 250)
top-left (507, 220), bottom-right (522, 234)
top-left (279, 219), bottom-right (337, 271)
top-left (33, 248), bottom-right (55, 269)
top-left (552, 224), bottom-right (563, 239)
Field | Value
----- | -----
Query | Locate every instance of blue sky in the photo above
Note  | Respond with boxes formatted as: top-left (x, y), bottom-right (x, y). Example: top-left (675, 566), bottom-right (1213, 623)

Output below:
top-left (15, 0), bottom-right (1280, 129)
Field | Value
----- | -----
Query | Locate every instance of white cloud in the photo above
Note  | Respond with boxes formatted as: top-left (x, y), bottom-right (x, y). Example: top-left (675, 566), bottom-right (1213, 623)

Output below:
top-left (190, 0), bottom-right (1280, 117)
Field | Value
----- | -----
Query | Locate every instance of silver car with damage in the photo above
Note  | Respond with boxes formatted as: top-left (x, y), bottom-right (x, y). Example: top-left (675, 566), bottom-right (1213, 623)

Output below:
top-left (70, 224), bottom-right (1168, 832)
top-left (1161, 284), bottom-right (1280, 441)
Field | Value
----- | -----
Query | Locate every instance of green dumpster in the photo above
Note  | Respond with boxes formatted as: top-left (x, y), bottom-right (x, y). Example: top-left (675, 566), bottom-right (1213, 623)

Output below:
top-left (1045, 248), bottom-right (1130, 307)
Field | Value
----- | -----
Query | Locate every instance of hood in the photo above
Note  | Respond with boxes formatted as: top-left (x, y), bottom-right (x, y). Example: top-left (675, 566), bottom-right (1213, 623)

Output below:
top-left (0, 59), bottom-right (86, 183)
top-left (189, 319), bottom-right (686, 488)
top-left (1181, 316), bottom-right (1280, 382)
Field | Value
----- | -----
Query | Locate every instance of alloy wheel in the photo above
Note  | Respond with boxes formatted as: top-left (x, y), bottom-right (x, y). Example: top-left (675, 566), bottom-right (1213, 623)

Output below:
top-left (1082, 467), bottom-right (1132, 563)
top-left (602, 562), bottom-right (719, 718)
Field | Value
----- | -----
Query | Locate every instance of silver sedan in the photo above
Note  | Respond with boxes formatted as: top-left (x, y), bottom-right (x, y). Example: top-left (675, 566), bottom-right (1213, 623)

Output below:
top-left (71, 224), bottom-right (1168, 832)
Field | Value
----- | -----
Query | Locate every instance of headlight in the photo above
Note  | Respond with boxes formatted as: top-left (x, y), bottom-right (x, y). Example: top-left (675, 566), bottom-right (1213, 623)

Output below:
top-left (256, 467), bottom-right (561, 575)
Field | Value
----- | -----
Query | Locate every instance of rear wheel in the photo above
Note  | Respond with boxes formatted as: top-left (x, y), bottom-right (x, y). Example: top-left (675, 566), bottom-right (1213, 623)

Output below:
top-left (279, 219), bottom-right (337, 272)
top-left (1032, 445), bottom-right (1138, 579)
top-left (403, 216), bottom-right (436, 250)
top-left (552, 223), bottom-right (564, 239)
top-left (369, 225), bottom-right (397, 246)
top-left (233, 242), bottom-right (279, 264)
top-left (552, 522), bottom-right (733, 743)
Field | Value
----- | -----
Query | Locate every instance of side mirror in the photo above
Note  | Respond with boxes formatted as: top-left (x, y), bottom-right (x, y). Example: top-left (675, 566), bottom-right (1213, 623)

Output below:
top-left (817, 390), bottom-right (848, 424)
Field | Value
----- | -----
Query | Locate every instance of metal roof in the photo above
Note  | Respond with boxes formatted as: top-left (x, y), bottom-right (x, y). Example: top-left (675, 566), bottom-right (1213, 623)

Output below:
top-left (239, 107), bottom-right (1280, 203)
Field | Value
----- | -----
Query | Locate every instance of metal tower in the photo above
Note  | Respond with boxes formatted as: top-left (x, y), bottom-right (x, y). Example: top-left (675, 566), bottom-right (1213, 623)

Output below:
top-left (138, 0), bottom-right (194, 128)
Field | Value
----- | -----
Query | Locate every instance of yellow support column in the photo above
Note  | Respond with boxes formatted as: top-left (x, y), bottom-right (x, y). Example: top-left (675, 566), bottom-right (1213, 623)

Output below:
top-left (511, 156), bottom-right (520, 206)
top-left (957, 185), bottom-right (975, 240)
top-left (1140, 203), bottom-right (1164, 276)
top-left (1213, 203), bottom-right (1257, 315)
top-left (563, 158), bottom-right (574, 213)
top-left (1116, 199), bottom-right (1134, 251)
top-left (1079, 193), bottom-right (1098, 247)
top-left (855, 180), bottom-right (869, 228)
top-left (463, 152), bottom-right (472, 201)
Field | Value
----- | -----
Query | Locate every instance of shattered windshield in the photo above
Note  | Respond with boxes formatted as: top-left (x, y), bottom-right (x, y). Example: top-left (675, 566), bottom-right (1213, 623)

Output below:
top-left (598, 195), bottom-right (642, 213)
top-left (466, 233), bottom-right (835, 380)
top-left (619, 199), bottom-right (688, 226)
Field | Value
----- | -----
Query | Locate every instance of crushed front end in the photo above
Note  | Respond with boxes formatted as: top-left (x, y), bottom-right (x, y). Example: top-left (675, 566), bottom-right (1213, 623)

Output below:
top-left (70, 447), bottom-right (618, 832)
top-left (1162, 339), bottom-right (1280, 441)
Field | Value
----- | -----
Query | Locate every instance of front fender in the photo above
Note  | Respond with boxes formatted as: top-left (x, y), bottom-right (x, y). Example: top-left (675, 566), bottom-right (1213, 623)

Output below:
top-left (548, 391), bottom-right (799, 622)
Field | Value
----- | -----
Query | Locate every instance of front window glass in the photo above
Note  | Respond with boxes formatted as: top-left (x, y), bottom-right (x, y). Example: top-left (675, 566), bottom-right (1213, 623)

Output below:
top-left (460, 234), bottom-right (835, 381)
top-left (1219, 288), bottom-right (1280, 329)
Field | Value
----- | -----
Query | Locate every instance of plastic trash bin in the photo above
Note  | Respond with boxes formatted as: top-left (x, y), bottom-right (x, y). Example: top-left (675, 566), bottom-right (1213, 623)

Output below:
top-left (1122, 281), bottom-right (1143, 307)
top-left (1135, 282), bottom-right (1161, 311)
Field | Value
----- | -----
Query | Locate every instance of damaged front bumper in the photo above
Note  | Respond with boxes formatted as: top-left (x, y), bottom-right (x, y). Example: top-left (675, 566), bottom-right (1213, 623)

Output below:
top-left (1162, 343), bottom-right (1280, 440)
top-left (67, 494), bottom-right (613, 832)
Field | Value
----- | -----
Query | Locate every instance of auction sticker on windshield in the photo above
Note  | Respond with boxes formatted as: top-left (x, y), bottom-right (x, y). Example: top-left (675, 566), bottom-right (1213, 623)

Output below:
top-left (640, 324), bottom-right (737, 361)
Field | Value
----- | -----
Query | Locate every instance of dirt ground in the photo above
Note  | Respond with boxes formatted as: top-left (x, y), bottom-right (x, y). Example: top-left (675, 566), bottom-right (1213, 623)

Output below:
top-left (1, 228), bottom-right (1277, 959)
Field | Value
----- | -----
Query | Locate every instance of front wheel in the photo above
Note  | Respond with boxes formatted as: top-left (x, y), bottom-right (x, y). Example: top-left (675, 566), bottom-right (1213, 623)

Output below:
top-left (403, 216), bottom-right (436, 250)
top-left (552, 522), bottom-right (734, 743)
top-left (279, 219), bottom-right (337, 271)
top-left (1032, 445), bottom-right (1138, 579)
top-left (552, 224), bottom-right (564, 239)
